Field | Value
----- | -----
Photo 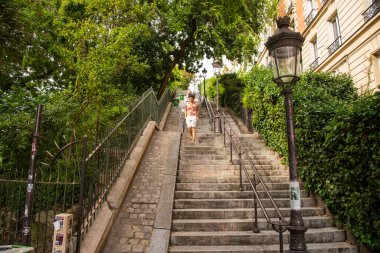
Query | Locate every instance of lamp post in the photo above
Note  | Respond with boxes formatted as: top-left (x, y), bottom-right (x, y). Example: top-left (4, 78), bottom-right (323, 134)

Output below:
top-left (265, 17), bottom-right (308, 253)
top-left (202, 68), bottom-right (207, 106)
top-left (212, 59), bottom-right (222, 133)
top-left (198, 74), bottom-right (203, 103)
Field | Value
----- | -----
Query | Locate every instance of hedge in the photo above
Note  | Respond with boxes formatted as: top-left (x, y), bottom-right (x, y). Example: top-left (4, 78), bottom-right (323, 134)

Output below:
top-left (240, 65), bottom-right (380, 250)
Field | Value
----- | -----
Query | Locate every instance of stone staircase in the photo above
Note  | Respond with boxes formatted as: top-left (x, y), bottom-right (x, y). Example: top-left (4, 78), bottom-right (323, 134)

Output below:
top-left (168, 108), bottom-right (358, 252)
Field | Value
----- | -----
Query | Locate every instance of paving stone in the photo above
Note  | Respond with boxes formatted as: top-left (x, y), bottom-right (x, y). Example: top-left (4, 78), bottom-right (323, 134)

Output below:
top-left (102, 130), bottom-right (176, 253)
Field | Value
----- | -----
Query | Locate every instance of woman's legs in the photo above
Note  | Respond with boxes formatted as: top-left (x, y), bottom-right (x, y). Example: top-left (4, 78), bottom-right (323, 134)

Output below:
top-left (191, 127), bottom-right (196, 142)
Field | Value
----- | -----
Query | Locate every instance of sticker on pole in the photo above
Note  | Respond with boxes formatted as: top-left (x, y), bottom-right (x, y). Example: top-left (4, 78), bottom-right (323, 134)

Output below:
top-left (290, 181), bottom-right (301, 210)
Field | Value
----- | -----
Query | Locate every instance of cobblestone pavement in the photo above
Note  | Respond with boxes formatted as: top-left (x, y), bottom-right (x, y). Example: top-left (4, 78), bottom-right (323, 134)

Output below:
top-left (102, 130), bottom-right (176, 253)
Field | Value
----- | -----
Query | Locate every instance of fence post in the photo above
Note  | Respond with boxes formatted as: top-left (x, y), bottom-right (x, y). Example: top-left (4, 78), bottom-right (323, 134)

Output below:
top-left (23, 104), bottom-right (43, 245)
top-left (76, 135), bottom-right (87, 253)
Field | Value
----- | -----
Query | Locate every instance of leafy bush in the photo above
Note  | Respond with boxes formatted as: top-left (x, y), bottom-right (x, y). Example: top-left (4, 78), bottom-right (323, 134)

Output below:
top-left (240, 67), bottom-right (380, 250)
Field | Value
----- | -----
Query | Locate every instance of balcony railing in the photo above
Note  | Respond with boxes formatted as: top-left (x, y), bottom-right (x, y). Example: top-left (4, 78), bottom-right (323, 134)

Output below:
top-left (309, 57), bottom-right (319, 71)
top-left (328, 36), bottom-right (342, 55)
top-left (363, 0), bottom-right (380, 22)
top-left (305, 9), bottom-right (317, 27)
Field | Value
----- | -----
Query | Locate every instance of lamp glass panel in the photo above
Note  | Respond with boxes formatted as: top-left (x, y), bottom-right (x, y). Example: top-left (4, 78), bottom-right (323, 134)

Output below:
top-left (270, 46), bottom-right (301, 83)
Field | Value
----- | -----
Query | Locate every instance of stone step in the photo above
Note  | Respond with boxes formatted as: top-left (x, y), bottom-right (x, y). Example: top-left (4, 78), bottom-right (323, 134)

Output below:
top-left (176, 176), bottom-right (289, 184)
top-left (169, 242), bottom-right (358, 253)
top-left (181, 149), bottom-right (277, 156)
top-left (177, 169), bottom-right (287, 178)
top-left (171, 217), bottom-right (333, 231)
top-left (180, 154), bottom-right (274, 161)
top-left (174, 190), bottom-right (309, 199)
top-left (176, 183), bottom-right (291, 191)
top-left (173, 207), bottom-right (325, 219)
top-left (181, 146), bottom-right (274, 153)
top-left (173, 198), bottom-right (316, 209)
top-left (170, 228), bottom-right (346, 246)
top-left (178, 164), bottom-right (286, 171)
top-left (179, 159), bottom-right (277, 166)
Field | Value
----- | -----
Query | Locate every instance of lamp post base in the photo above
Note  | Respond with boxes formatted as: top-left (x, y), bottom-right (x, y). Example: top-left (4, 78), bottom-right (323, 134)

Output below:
top-left (288, 210), bottom-right (308, 253)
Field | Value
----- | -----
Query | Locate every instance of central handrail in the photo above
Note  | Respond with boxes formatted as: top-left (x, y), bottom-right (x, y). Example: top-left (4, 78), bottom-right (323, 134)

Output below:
top-left (204, 97), bottom-right (216, 131)
top-left (219, 111), bottom-right (288, 253)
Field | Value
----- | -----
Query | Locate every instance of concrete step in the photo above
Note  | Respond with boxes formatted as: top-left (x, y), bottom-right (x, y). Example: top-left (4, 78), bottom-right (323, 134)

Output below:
top-left (177, 169), bottom-right (287, 178)
top-left (170, 228), bottom-right (346, 246)
top-left (173, 207), bottom-right (325, 219)
top-left (176, 176), bottom-right (289, 184)
top-left (173, 198), bottom-right (316, 209)
top-left (181, 149), bottom-right (277, 156)
top-left (180, 154), bottom-right (274, 161)
top-left (174, 190), bottom-right (309, 199)
top-left (181, 146), bottom-right (274, 153)
top-left (178, 164), bottom-right (286, 171)
top-left (179, 159), bottom-right (278, 166)
top-left (176, 183), bottom-right (291, 191)
top-left (171, 217), bottom-right (334, 231)
top-left (169, 242), bottom-right (358, 253)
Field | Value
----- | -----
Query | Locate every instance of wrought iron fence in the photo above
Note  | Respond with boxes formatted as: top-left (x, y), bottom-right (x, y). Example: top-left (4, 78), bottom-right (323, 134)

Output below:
top-left (0, 87), bottom-right (172, 252)
top-left (328, 36), bottom-right (342, 55)
top-left (363, 0), bottom-right (380, 22)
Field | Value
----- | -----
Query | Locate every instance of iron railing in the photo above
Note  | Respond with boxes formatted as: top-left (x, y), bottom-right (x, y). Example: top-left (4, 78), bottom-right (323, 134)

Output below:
top-left (204, 97), bottom-right (216, 132)
top-left (309, 57), bottom-right (319, 71)
top-left (328, 36), bottom-right (342, 55)
top-left (305, 9), bottom-right (317, 27)
top-left (0, 87), bottom-right (172, 252)
top-left (363, 0), bottom-right (380, 22)
top-left (218, 111), bottom-right (288, 253)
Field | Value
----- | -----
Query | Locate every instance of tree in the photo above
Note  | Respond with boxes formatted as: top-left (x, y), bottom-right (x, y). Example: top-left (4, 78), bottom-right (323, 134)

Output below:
top-left (154, 0), bottom-right (277, 98)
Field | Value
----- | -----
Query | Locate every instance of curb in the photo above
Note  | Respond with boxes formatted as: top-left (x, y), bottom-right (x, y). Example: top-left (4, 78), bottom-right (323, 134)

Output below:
top-left (148, 132), bottom-right (181, 253)
top-left (80, 121), bottom-right (158, 253)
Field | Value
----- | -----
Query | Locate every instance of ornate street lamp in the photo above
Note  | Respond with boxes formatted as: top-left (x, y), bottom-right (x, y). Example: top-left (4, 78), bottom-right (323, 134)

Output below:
top-left (202, 68), bottom-right (207, 106)
top-left (265, 17), bottom-right (308, 253)
top-left (212, 59), bottom-right (223, 133)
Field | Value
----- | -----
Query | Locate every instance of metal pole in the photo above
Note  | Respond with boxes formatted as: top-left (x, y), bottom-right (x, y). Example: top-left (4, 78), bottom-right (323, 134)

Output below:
top-left (215, 75), bottom-right (221, 133)
top-left (203, 77), bottom-right (206, 107)
top-left (76, 135), bottom-right (87, 253)
top-left (23, 104), bottom-right (43, 245)
top-left (253, 174), bottom-right (260, 233)
top-left (283, 88), bottom-right (308, 252)
top-left (239, 147), bottom-right (243, 191)
top-left (230, 129), bottom-right (233, 164)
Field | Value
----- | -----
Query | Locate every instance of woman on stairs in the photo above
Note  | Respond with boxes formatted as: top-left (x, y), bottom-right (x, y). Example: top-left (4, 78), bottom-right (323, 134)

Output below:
top-left (184, 93), bottom-right (199, 143)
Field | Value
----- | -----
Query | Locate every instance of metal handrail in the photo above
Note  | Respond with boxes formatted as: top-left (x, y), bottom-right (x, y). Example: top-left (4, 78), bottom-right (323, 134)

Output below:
top-left (219, 111), bottom-right (288, 253)
top-left (204, 97), bottom-right (216, 132)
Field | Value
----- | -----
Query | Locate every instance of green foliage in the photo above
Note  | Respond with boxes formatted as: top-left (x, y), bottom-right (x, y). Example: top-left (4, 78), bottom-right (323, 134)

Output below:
top-left (241, 66), bottom-right (287, 160)
top-left (240, 67), bottom-right (380, 249)
top-left (169, 67), bottom-right (193, 90)
top-left (219, 74), bottom-right (243, 113)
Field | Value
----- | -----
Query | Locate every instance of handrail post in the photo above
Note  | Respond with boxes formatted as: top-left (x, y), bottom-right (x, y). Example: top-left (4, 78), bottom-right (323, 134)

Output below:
top-left (229, 129), bottom-right (233, 164)
top-left (253, 174), bottom-right (260, 233)
top-left (223, 115), bottom-right (226, 146)
top-left (239, 147), bottom-right (243, 191)
top-left (279, 227), bottom-right (284, 253)
top-left (76, 135), bottom-right (87, 253)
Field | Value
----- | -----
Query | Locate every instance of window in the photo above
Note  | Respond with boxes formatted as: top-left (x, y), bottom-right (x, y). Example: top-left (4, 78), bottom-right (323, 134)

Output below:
top-left (373, 51), bottom-right (380, 84)
top-left (304, 0), bottom-right (317, 26)
top-left (312, 40), bottom-right (318, 60)
top-left (328, 15), bottom-right (342, 55)
top-left (309, 38), bottom-right (319, 70)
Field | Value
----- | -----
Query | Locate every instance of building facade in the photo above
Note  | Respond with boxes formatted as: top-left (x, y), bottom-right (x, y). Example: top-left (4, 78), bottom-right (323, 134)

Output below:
top-left (257, 0), bottom-right (380, 93)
